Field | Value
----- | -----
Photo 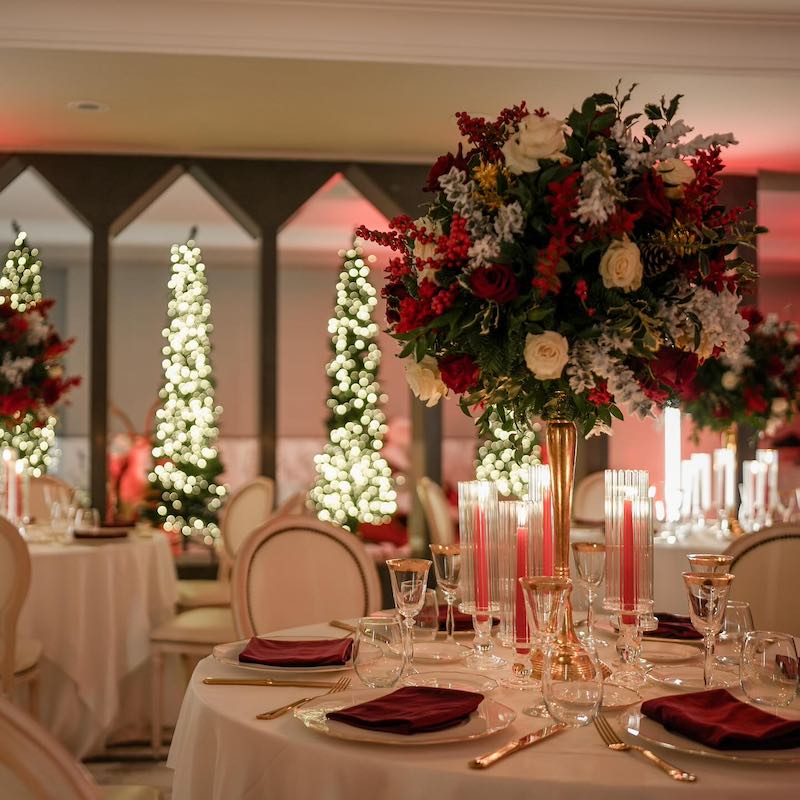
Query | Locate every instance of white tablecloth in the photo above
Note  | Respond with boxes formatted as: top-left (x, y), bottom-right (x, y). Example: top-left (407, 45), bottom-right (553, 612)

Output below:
top-left (168, 622), bottom-right (799, 800)
top-left (19, 532), bottom-right (178, 757)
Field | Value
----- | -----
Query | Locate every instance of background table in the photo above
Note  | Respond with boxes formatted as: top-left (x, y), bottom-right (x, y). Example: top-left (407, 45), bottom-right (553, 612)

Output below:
top-left (19, 531), bottom-right (178, 757)
top-left (168, 621), bottom-right (799, 800)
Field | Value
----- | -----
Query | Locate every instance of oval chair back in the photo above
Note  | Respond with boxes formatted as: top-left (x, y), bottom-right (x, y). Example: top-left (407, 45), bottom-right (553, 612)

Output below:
top-left (0, 517), bottom-right (29, 696)
top-left (27, 476), bottom-right (72, 526)
top-left (573, 470), bottom-right (605, 526)
top-left (221, 477), bottom-right (275, 560)
top-left (417, 477), bottom-right (455, 546)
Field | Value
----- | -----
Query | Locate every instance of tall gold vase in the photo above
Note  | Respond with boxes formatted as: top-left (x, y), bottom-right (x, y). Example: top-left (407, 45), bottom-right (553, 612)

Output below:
top-left (722, 423), bottom-right (743, 537)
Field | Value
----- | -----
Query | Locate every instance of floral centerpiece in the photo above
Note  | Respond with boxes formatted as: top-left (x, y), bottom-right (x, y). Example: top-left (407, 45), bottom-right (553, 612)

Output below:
top-left (0, 299), bottom-right (79, 427)
top-left (357, 84), bottom-right (761, 439)
top-left (682, 309), bottom-right (800, 436)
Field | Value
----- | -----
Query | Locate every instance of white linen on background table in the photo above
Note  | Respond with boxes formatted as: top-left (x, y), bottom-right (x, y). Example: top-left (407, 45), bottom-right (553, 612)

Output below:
top-left (18, 533), bottom-right (178, 757)
top-left (168, 622), bottom-right (799, 800)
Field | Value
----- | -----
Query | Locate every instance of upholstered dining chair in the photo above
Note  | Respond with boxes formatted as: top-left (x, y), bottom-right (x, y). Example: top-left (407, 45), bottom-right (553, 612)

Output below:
top-left (572, 470), bottom-right (605, 525)
top-left (0, 517), bottom-right (41, 717)
top-left (27, 475), bottom-right (73, 525)
top-left (417, 477), bottom-right (456, 547)
top-left (231, 514), bottom-right (382, 637)
top-left (724, 523), bottom-right (800, 636)
top-left (0, 695), bottom-right (159, 800)
top-left (176, 476), bottom-right (276, 610)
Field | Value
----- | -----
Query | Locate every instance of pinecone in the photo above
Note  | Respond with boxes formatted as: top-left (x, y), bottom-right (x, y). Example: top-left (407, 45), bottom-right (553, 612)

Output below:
top-left (640, 239), bottom-right (676, 277)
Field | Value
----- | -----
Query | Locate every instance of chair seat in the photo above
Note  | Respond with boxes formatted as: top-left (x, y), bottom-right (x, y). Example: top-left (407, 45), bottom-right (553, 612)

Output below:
top-left (100, 785), bottom-right (161, 800)
top-left (177, 578), bottom-right (230, 609)
top-left (150, 607), bottom-right (236, 645)
top-left (14, 637), bottom-right (42, 675)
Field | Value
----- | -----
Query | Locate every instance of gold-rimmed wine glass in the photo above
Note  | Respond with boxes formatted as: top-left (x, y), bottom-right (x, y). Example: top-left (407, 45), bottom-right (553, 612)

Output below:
top-left (686, 553), bottom-right (733, 574)
top-left (571, 541), bottom-right (606, 644)
top-left (429, 544), bottom-right (461, 644)
top-left (386, 558), bottom-right (431, 673)
top-left (682, 571), bottom-right (735, 687)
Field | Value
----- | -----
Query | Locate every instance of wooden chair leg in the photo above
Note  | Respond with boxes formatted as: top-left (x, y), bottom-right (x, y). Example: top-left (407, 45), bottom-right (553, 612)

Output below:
top-left (151, 648), bottom-right (163, 758)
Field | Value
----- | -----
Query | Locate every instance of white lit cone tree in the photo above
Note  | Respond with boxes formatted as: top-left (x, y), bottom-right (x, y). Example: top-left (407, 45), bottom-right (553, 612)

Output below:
top-left (0, 229), bottom-right (58, 476)
top-left (475, 411), bottom-right (540, 497)
top-left (147, 239), bottom-right (226, 542)
top-left (310, 238), bottom-right (397, 532)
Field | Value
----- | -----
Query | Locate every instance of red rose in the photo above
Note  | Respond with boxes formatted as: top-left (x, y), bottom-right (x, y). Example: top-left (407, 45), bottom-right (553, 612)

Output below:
top-left (743, 387), bottom-right (768, 415)
top-left (395, 297), bottom-right (433, 334)
top-left (423, 144), bottom-right (471, 192)
top-left (651, 348), bottom-right (699, 395)
top-left (740, 307), bottom-right (763, 331)
top-left (631, 170), bottom-right (673, 229)
top-left (469, 263), bottom-right (518, 304)
top-left (642, 384), bottom-right (672, 405)
top-left (587, 380), bottom-right (613, 406)
top-left (438, 354), bottom-right (480, 394)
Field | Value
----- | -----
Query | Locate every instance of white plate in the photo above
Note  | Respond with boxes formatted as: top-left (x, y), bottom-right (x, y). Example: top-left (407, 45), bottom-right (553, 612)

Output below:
top-left (411, 641), bottom-right (467, 664)
top-left (622, 706), bottom-right (800, 764)
top-left (641, 641), bottom-right (702, 665)
top-left (213, 636), bottom-right (353, 675)
top-left (647, 664), bottom-right (739, 691)
top-left (402, 671), bottom-right (498, 693)
top-left (293, 687), bottom-right (515, 746)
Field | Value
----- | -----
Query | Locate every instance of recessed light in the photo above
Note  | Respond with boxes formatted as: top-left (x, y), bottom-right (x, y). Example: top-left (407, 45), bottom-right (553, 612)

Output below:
top-left (67, 100), bottom-right (109, 113)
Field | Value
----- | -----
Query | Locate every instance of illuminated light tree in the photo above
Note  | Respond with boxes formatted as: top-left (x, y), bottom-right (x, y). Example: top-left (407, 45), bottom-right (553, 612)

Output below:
top-left (147, 238), bottom-right (226, 542)
top-left (310, 237), bottom-right (397, 532)
top-left (0, 228), bottom-right (58, 476)
top-left (475, 411), bottom-right (541, 498)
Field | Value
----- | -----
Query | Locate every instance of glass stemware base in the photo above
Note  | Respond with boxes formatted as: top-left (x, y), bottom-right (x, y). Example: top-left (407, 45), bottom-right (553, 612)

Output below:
top-left (610, 615), bottom-right (647, 689)
top-left (465, 613), bottom-right (506, 671)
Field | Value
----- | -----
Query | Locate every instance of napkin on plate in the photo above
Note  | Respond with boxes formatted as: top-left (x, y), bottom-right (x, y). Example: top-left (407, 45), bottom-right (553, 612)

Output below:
top-left (327, 686), bottom-right (483, 735)
top-left (437, 608), bottom-right (499, 632)
top-left (238, 637), bottom-right (353, 667)
top-left (641, 688), bottom-right (800, 750)
top-left (644, 613), bottom-right (702, 641)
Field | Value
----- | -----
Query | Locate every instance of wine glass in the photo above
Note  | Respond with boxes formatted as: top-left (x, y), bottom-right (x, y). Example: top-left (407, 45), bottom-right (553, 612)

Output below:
top-left (75, 507), bottom-right (100, 532)
top-left (429, 544), bottom-right (461, 644)
top-left (386, 558), bottom-right (431, 673)
top-left (686, 553), bottom-right (733, 574)
top-left (353, 617), bottom-right (405, 688)
top-left (716, 600), bottom-right (754, 667)
top-left (519, 576), bottom-right (571, 718)
top-left (413, 589), bottom-right (439, 641)
top-left (542, 639), bottom-right (603, 727)
top-left (571, 541), bottom-right (606, 644)
top-left (683, 571), bottom-right (735, 687)
top-left (50, 501), bottom-right (75, 544)
top-left (740, 631), bottom-right (799, 710)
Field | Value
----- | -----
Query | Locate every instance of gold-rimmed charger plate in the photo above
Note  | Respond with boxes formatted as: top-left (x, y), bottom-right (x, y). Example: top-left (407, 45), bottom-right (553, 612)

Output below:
top-left (213, 635), bottom-right (353, 675)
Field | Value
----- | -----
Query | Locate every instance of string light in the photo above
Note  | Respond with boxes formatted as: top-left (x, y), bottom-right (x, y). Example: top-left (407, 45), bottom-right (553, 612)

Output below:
top-left (147, 239), bottom-right (227, 541)
top-left (475, 411), bottom-right (540, 498)
top-left (309, 238), bottom-right (396, 532)
top-left (0, 231), bottom-right (57, 477)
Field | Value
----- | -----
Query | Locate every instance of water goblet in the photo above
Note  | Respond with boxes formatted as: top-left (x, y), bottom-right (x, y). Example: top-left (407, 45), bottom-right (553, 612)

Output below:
top-left (386, 558), bottom-right (431, 673)
top-left (740, 631), bottom-right (799, 711)
top-left (571, 541), bottom-right (607, 644)
top-left (542, 639), bottom-right (603, 727)
top-left (686, 553), bottom-right (733, 574)
top-left (429, 543), bottom-right (461, 644)
top-left (413, 589), bottom-right (439, 641)
top-left (716, 600), bottom-right (754, 667)
top-left (75, 507), bottom-right (101, 532)
top-left (353, 617), bottom-right (405, 688)
top-left (50, 501), bottom-right (75, 544)
top-left (683, 571), bottom-right (735, 687)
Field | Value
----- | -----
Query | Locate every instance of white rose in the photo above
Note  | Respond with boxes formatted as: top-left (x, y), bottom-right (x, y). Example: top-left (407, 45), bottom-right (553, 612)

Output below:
top-left (404, 356), bottom-right (447, 407)
top-left (772, 397), bottom-right (789, 416)
top-left (501, 114), bottom-right (570, 175)
top-left (721, 371), bottom-right (739, 391)
top-left (598, 235), bottom-right (643, 293)
top-left (412, 217), bottom-right (443, 265)
top-left (656, 158), bottom-right (696, 199)
top-left (524, 331), bottom-right (569, 381)
top-left (785, 329), bottom-right (798, 346)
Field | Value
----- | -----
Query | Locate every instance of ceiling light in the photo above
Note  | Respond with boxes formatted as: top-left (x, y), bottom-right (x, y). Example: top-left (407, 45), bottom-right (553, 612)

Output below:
top-left (67, 100), bottom-right (109, 113)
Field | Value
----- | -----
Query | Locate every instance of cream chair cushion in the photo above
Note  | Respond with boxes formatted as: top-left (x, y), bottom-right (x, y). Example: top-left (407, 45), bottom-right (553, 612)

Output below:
top-left (150, 607), bottom-right (235, 645)
top-left (100, 786), bottom-right (160, 800)
top-left (176, 579), bottom-right (229, 610)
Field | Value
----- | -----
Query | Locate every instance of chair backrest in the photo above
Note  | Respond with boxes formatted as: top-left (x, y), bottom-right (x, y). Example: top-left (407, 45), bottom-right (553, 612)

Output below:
top-left (724, 524), bottom-right (800, 636)
top-left (417, 477), bottom-right (455, 546)
top-left (221, 477), bottom-right (275, 560)
top-left (27, 476), bottom-right (72, 525)
top-left (0, 695), bottom-right (98, 799)
top-left (573, 470), bottom-right (605, 525)
top-left (0, 518), bottom-right (29, 695)
top-left (231, 514), bottom-right (382, 637)
top-left (273, 491), bottom-right (311, 518)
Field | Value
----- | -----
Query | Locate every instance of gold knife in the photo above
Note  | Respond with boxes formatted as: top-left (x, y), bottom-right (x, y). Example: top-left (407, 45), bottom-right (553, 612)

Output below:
top-left (469, 723), bottom-right (567, 769)
top-left (329, 620), bottom-right (357, 634)
top-left (203, 678), bottom-right (342, 688)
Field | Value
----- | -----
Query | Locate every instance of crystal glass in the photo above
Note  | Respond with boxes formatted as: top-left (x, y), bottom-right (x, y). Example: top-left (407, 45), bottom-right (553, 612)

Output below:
top-left (716, 600), bottom-right (754, 666)
top-left (75, 507), bottom-right (101, 531)
top-left (740, 631), bottom-right (799, 710)
top-left (386, 558), bottom-right (431, 673)
top-left (712, 447), bottom-right (737, 535)
top-left (542, 639), bottom-right (603, 727)
top-left (755, 449), bottom-right (779, 528)
top-left (571, 541), bottom-right (606, 644)
top-left (353, 617), bottom-right (405, 688)
top-left (457, 481), bottom-right (505, 670)
top-left (50, 501), bottom-right (75, 544)
top-left (519, 576), bottom-right (571, 717)
top-left (683, 571), bottom-right (735, 687)
top-left (413, 589), bottom-right (439, 641)
top-left (686, 553), bottom-right (733, 574)
top-left (429, 543), bottom-right (461, 644)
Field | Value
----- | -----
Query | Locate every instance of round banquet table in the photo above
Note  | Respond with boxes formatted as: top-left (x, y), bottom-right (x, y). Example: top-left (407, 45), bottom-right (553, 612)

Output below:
top-left (168, 621), bottom-right (799, 800)
top-left (18, 531), bottom-right (178, 757)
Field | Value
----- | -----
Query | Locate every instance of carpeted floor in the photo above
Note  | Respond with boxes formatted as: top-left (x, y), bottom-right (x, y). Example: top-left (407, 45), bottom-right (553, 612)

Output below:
top-left (85, 760), bottom-right (173, 799)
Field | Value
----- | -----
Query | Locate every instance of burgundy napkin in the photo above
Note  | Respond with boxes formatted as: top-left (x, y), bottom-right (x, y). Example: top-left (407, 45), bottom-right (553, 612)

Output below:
top-left (328, 686), bottom-right (483, 735)
top-left (238, 637), bottom-right (353, 667)
top-left (644, 613), bottom-right (702, 641)
top-left (437, 608), bottom-right (499, 632)
top-left (642, 688), bottom-right (800, 750)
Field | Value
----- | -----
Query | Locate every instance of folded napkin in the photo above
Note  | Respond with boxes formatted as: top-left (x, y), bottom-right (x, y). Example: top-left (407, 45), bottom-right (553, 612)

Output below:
top-left (641, 688), bottom-right (800, 750)
top-left (328, 686), bottom-right (483, 735)
top-left (437, 608), bottom-right (499, 632)
top-left (644, 613), bottom-right (702, 641)
top-left (238, 636), bottom-right (353, 667)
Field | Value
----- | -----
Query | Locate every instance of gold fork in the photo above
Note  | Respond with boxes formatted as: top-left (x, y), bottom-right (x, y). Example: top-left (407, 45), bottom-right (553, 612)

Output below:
top-left (593, 716), bottom-right (697, 782)
top-left (256, 676), bottom-right (351, 720)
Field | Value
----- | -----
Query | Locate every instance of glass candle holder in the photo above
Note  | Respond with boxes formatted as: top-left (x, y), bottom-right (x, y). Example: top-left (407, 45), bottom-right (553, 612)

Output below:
top-left (603, 469), bottom-right (653, 688)
top-left (755, 449), bottom-right (779, 527)
top-left (690, 453), bottom-right (712, 527)
top-left (457, 481), bottom-right (506, 671)
top-left (712, 447), bottom-right (737, 535)
top-left (528, 464), bottom-right (554, 577)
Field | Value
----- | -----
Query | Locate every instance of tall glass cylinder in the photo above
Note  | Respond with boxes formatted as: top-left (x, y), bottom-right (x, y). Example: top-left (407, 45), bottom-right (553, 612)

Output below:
top-left (691, 453), bottom-right (712, 525)
top-left (458, 480), bottom-right (505, 670)
top-left (756, 449), bottom-right (779, 527)
top-left (713, 447), bottom-right (736, 534)
top-left (528, 464), bottom-right (554, 576)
